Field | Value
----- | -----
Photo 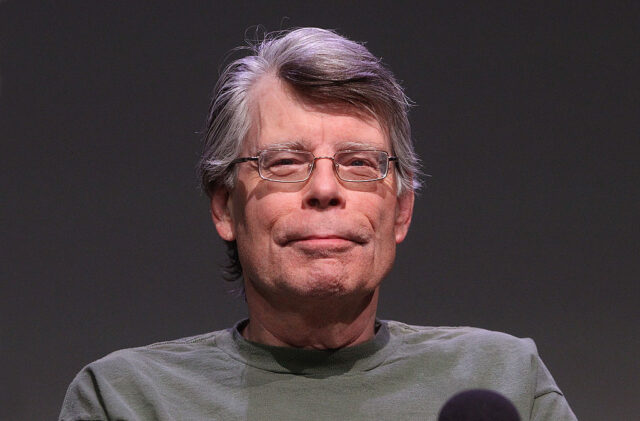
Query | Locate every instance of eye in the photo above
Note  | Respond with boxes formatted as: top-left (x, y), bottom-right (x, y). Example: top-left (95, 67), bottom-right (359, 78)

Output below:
top-left (262, 151), bottom-right (307, 168)
top-left (272, 158), bottom-right (297, 166)
top-left (347, 159), bottom-right (367, 167)
top-left (339, 153), bottom-right (378, 168)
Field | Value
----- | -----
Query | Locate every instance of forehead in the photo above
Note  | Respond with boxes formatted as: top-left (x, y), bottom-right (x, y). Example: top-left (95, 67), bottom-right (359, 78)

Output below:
top-left (245, 76), bottom-right (389, 152)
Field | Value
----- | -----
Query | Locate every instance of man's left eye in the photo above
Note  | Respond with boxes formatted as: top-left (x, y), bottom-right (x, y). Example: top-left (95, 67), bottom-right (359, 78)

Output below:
top-left (344, 157), bottom-right (375, 167)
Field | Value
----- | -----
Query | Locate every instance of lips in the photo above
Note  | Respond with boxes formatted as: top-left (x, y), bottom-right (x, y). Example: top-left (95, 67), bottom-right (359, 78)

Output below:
top-left (290, 235), bottom-right (355, 247)
top-left (285, 234), bottom-right (366, 248)
top-left (295, 235), bottom-right (352, 242)
top-left (284, 236), bottom-right (359, 256)
top-left (275, 225), bottom-right (369, 247)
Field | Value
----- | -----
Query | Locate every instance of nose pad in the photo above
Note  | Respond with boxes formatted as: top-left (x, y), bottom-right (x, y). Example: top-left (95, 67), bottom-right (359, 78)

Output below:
top-left (304, 157), bottom-right (343, 209)
top-left (310, 157), bottom-right (338, 180)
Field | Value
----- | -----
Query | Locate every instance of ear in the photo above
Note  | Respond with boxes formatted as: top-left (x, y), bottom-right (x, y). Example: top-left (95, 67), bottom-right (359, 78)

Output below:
top-left (394, 189), bottom-right (414, 244)
top-left (210, 187), bottom-right (236, 241)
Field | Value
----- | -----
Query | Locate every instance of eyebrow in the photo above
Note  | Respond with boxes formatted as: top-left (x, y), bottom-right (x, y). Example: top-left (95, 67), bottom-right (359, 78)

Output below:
top-left (334, 141), bottom-right (382, 151)
top-left (258, 140), bottom-right (384, 153)
top-left (258, 141), bottom-right (307, 151)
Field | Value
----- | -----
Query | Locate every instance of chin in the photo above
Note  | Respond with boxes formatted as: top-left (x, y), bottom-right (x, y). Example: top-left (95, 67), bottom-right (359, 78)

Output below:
top-left (279, 268), bottom-right (370, 298)
top-left (298, 278), bottom-right (349, 297)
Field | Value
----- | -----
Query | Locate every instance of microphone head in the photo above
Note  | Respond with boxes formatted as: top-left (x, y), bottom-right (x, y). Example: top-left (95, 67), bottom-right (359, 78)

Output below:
top-left (438, 389), bottom-right (521, 421)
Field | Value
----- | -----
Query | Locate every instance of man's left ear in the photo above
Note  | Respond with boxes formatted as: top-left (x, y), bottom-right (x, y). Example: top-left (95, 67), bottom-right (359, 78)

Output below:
top-left (394, 189), bottom-right (414, 244)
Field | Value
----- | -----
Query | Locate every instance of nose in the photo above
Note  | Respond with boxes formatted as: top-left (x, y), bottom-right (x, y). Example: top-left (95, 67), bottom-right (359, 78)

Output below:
top-left (303, 157), bottom-right (344, 209)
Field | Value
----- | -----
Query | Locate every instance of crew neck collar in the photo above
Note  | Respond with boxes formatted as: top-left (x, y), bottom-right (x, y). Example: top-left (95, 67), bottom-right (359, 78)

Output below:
top-left (216, 319), bottom-right (395, 375)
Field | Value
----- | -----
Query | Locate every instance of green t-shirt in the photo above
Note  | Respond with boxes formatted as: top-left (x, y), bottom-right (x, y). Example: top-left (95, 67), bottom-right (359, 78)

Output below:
top-left (60, 320), bottom-right (577, 420)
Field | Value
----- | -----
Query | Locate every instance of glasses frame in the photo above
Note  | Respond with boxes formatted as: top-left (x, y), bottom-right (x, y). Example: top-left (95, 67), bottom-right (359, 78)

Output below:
top-left (231, 149), bottom-right (398, 183)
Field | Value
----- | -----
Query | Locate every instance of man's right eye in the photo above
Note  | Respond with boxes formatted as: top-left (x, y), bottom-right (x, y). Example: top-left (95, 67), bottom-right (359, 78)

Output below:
top-left (271, 158), bottom-right (296, 166)
top-left (263, 153), bottom-right (308, 170)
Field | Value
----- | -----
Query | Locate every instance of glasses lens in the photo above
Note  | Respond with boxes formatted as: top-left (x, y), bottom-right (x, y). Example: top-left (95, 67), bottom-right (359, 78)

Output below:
top-left (259, 150), bottom-right (313, 182)
top-left (335, 151), bottom-right (388, 181)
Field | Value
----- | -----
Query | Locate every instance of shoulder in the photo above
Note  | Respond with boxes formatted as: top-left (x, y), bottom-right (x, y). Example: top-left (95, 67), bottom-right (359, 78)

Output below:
top-left (81, 328), bottom-right (230, 380)
top-left (386, 320), bottom-right (536, 347)
top-left (60, 328), bottom-right (236, 419)
top-left (61, 329), bottom-right (232, 418)
top-left (383, 320), bottom-right (539, 365)
top-left (382, 320), bottom-right (552, 397)
top-left (381, 321), bottom-right (576, 420)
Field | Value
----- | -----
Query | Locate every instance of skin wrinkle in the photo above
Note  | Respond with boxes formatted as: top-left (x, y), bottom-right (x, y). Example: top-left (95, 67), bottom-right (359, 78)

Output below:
top-left (243, 289), bottom-right (379, 349)
top-left (210, 75), bottom-right (414, 349)
top-left (199, 28), bottom-right (421, 205)
top-left (250, 140), bottom-right (383, 154)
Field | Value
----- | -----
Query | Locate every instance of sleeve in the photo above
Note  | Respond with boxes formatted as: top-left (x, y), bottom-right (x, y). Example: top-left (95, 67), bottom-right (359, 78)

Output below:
top-left (529, 353), bottom-right (578, 421)
top-left (531, 391), bottom-right (578, 421)
top-left (59, 366), bottom-right (110, 421)
top-left (59, 351), bottom-right (172, 421)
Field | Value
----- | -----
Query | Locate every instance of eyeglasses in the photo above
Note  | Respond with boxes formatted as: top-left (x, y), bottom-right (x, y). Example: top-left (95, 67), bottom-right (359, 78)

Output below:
top-left (230, 149), bottom-right (398, 183)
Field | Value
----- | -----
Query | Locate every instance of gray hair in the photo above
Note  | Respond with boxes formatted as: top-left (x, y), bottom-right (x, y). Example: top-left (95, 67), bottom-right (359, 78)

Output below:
top-left (198, 27), bottom-right (421, 283)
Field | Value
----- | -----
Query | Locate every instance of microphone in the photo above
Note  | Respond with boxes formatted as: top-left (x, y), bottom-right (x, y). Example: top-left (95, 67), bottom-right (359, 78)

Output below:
top-left (438, 389), bottom-right (521, 421)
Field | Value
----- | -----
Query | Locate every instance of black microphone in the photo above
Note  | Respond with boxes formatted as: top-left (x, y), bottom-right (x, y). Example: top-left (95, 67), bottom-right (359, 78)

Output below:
top-left (438, 389), bottom-right (521, 421)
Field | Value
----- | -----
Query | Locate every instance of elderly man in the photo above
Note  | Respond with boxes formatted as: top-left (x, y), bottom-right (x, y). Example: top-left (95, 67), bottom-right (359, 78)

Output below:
top-left (60, 28), bottom-right (577, 420)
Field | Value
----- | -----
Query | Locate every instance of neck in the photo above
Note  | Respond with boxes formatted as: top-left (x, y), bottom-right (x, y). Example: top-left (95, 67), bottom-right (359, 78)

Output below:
top-left (242, 283), bottom-right (380, 350)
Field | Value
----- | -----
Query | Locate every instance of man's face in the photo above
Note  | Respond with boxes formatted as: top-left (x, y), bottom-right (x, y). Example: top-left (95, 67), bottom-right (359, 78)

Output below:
top-left (211, 76), bottom-right (413, 303)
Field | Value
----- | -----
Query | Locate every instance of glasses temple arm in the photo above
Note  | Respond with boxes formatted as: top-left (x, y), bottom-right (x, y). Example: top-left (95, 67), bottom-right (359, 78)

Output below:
top-left (230, 157), bottom-right (259, 165)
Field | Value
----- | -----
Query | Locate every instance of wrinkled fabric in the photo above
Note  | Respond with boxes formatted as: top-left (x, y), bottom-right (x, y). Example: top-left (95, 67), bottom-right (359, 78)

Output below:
top-left (60, 320), bottom-right (577, 421)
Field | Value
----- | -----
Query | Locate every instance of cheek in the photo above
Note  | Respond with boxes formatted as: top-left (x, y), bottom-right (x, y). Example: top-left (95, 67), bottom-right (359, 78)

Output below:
top-left (361, 196), bottom-right (397, 235)
top-left (238, 194), bottom-right (295, 241)
top-left (365, 178), bottom-right (400, 233)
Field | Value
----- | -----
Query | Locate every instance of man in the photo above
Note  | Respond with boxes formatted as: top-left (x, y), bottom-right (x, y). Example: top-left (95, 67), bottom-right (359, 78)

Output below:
top-left (60, 28), bottom-right (577, 420)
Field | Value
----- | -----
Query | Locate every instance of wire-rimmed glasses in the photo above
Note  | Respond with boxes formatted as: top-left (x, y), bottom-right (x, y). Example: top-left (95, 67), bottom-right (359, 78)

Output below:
top-left (231, 149), bottom-right (397, 183)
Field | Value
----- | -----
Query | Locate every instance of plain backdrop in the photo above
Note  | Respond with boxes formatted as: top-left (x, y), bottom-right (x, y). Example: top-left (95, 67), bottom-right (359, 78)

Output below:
top-left (1, 2), bottom-right (638, 420)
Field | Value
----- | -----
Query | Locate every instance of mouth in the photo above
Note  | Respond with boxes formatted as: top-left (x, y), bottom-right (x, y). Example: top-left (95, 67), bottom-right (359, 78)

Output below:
top-left (282, 232), bottom-right (367, 254)
top-left (288, 236), bottom-right (356, 254)
top-left (274, 221), bottom-right (370, 252)
top-left (292, 235), bottom-right (353, 245)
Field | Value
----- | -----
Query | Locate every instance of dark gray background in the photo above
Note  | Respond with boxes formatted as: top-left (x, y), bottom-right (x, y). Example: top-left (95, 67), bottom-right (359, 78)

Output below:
top-left (1, 1), bottom-right (638, 420)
